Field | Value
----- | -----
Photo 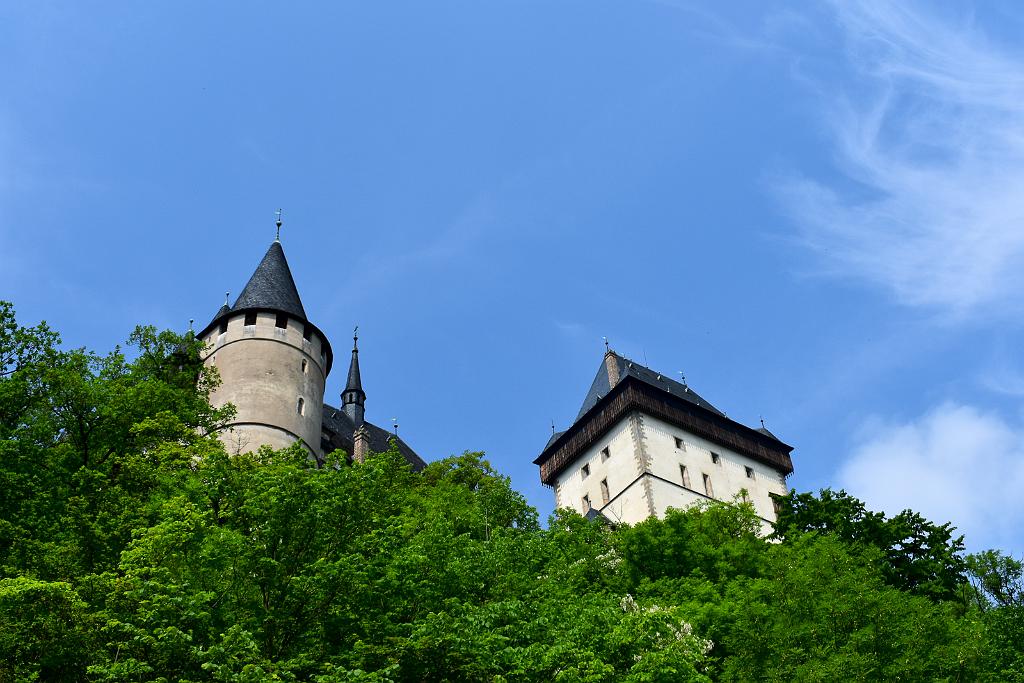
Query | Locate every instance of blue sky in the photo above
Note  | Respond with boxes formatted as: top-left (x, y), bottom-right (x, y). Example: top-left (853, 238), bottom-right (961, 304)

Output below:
top-left (4, 1), bottom-right (1024, 553)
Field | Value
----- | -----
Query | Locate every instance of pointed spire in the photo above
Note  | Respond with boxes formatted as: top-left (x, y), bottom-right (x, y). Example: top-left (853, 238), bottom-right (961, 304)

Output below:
top-left (232, 241), bottom-right (307, 320)
top-left (342, 326), bottom-right (365, 426)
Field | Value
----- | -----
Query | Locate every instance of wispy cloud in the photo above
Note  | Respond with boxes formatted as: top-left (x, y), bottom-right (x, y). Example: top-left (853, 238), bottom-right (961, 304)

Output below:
top-left (838, 402), bottom-right (1024, 553)
top-left (780, 2), bottom-right (1024, 317)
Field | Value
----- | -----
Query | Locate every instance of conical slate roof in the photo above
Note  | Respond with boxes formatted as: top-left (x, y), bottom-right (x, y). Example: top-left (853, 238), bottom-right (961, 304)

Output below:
top-left (232, 241), bottom-right (307, 320)
top-left (345, 339), bottom-right (364, 397)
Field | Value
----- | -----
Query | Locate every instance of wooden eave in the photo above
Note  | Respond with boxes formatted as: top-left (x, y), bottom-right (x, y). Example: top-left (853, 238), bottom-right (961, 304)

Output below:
top-left (534, 376), bottom-right (794, 486)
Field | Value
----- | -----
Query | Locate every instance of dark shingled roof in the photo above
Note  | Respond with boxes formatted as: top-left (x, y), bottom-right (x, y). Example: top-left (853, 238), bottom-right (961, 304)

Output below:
top-left (756, 426), bottom-right (782, 442)
top-left (232, 241), bottom-right (307, 321)
top-left (321, 403), bottom-right (426, 471)
top-left (576, 351), bottom-right (724, 420)
top-left (544, 430), bottom-right (566, 451)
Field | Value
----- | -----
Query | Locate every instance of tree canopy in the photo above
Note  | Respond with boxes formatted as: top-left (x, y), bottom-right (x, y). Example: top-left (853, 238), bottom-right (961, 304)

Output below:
top-left (0, 300), bottom-right (1021, 681)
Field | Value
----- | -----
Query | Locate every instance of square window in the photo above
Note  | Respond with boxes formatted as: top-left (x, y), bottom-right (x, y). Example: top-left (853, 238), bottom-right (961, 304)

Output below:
top-left (581, 464), bottom-right (590, 479)
top-left (601, 447), bottom-right (610, 461)
top-left (745, 466), bottom-right (754, 479)
top-left (244, 312), bottom-right (257, 326)
top-left (275, 313), bottom-right (288, 329)
top-left (711, 452), bottom-right (721, 464)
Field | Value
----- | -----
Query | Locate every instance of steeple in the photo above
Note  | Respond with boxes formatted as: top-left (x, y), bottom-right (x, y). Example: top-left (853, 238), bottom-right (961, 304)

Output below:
top-left (342, 327), bottom-right (365, 426)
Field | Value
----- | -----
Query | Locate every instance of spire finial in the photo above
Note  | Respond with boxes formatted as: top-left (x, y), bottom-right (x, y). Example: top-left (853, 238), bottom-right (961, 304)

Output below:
top-left (353, 324), bottom-right (359, 350)
top-left (275, 208), bottom-right (283, 242)
top-left (760, 416), bottom-right (766, 429)
top-left (188, 318), bottom-right (194, 332)
top-left (678, 370), bottom-right (686, 386)
top-left (224, 291), bottom-right (230, 306)
top-left (392, 418), bottom-right (399, 436)
top-left (551, 419), bottom-right (556, 435)
top-left (603, 336), bottom-right (610, 352)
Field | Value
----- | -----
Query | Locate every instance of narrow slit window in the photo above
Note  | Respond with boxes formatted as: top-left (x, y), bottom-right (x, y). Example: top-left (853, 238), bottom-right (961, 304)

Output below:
top-left (711, 451), bottom-right (721, 464)
top-left (244, 312), bottom-right (257, 326)
top-left (601, 446), bottom-right (610, 461)
top-left (275, 313), bottom-right (288, 329)
top-left (301, 359), bottom-right (308, 373)
top-left (600, 478), bottom-right (610, 505)
top-left (581, 463), bottom-right (590, 479)
top-left (680, 464), bottom-right (690, 488)
top-left (703, 473), bottom-right (714, 498)
top-left (296, 396), bottom-right (305, 415)
top-left (582, 494), bottom-right (591, 511)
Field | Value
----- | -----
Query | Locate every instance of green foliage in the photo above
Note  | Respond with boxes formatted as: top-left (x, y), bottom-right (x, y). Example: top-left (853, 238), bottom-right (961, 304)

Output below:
top-left (0, 300), bottom-right (1019, 681)
top-left (772, 488), bottom-right (967, 600)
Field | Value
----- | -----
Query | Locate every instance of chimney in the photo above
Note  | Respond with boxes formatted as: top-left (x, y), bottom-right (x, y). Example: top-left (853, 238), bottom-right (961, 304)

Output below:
top-left (353, 424), bottom-right (371, 463)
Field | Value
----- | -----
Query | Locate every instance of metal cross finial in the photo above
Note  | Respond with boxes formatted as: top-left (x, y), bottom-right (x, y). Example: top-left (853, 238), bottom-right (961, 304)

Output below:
top-left (603, 336), bottom-right (609, 352)
top-left (678, 370), bottom-right (686, 385)
top-left (353, 325), bottom-right (359, 349)
top-left (275, 209), bottom-right (283, 241)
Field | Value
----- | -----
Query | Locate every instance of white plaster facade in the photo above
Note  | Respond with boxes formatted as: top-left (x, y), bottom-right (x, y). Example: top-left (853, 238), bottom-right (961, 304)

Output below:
top-left (553, 410), bottom-right (788, 531)
top-left (203, 310), bottom-right (328, 456)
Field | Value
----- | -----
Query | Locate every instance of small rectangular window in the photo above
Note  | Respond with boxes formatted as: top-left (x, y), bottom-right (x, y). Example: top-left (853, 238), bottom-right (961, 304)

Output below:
top-left (600, 447), bottom-right (610, 461)
top-left (296, 396), bottom-right (305, 415)
top-left (303, 326), bottom-right (312, 341)
top-left (600, 478), bottom-right (610, 505)
top-left (275, 313), bottom-right (288, 329)
top-left (680, 465), bottom-right (690, 488)
top-left (218, 319), bottom-right (228, 335)
top-left (301, 359), bottom-right (308, 373)
top-left (745, 466), bottom-right (755, 479)
top-left (703, 473), bottom-right (714, 498)
top-left (244, 312), bottom-right (257, 326)
top-left (582, 494), bottom-right (591, 511)
top-left (581, 463), bottom-right (590, 479)
top-left (674, 437), bottom-right (685, 450)
top-left (711, 452), bottom-right (721, 464)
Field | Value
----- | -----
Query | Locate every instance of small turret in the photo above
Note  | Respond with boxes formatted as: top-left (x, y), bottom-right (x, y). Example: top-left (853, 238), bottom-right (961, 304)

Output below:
top-left (342, 328), bottom-right (365, 426)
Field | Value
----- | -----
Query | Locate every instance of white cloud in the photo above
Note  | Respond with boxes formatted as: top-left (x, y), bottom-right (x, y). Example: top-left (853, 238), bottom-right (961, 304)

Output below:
top-left (837, 402), bottom-right (1024, 553)
top-left (780, 2), bottom-right (1024, 317)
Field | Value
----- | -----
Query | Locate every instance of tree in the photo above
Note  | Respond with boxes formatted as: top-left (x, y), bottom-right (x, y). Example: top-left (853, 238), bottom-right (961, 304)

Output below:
top-left (772, 489), bottom-right (966, 600)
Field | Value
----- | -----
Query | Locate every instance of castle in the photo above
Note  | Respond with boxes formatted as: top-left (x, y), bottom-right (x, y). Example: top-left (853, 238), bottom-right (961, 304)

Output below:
top-left (198, 229), bottom-right (793, 526)
top-left (535, 348), bottom-right (793, 530)
top-left (196, 235), bottom-right (424, 470)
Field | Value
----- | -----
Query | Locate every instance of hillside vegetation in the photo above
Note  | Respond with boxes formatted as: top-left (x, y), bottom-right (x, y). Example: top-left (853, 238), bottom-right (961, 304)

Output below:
top-left (1, 301), bottom-right (1022, 682)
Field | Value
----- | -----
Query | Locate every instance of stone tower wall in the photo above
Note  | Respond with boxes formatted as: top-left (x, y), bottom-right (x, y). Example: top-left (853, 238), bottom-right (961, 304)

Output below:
top-left (202, 310), bottom-right (328, 456)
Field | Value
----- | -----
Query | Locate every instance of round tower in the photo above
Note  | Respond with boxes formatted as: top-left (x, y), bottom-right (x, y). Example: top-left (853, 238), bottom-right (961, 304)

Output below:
top-left (197, 238), bottom-right (333, 456)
